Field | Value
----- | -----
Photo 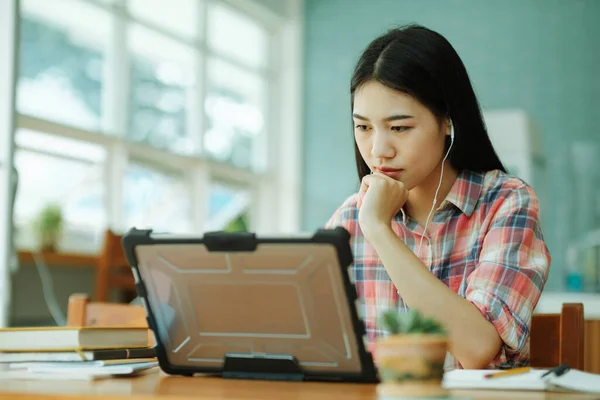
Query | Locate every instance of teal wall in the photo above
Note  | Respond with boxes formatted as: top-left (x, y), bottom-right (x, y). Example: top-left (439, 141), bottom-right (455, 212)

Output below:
top-left (302, 0), bottom-right (600, 290)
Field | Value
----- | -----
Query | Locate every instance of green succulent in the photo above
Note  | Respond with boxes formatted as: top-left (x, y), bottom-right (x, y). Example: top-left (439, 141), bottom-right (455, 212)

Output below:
top-left (34, 204), bottom-right (63, 250)
top-left (381, 309), bottom-right (447, 335)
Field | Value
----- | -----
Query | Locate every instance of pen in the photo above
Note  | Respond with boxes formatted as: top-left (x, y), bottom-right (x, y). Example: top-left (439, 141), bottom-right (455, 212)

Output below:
top-left (484, 367), bottom-right (532, 379)
top-left (541, 363), bottom-right (570, 378)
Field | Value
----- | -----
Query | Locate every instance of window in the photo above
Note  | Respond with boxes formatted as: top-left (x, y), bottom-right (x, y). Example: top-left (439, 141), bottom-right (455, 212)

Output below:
top-left (128, 24), bottom-right (198, 154)
top-left (129, 0), bottom-right (200, 40)
top-left (18, 0), bottom-right (109, 131)
top-left (14, 0), bottom-right (297, 254)
top-left (123, 161), bottom-right (192, 233)
top-left (207, 2), bottom-right (269, 68)
top-left (204, 58), bottom-right (267, 169)
top-left (14, 129), bottom-right (106, 251)
top-left (206, 182), bottom-right (251, 232)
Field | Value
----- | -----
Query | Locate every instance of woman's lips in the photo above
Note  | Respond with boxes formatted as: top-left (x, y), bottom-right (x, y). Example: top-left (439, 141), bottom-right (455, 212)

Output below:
top-left (376, 167), bottom-right (404, 178)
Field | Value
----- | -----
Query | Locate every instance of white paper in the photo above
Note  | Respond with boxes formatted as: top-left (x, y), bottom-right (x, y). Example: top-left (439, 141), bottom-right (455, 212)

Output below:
top-left (551, 370), bottom-right (600, 394)
top-left (442, 369), bottom-right (550, 391)
top-left (443, 368), bottom-right (600, 394)
top-left (26, 361), bottom-right (158, 375)
top-left (0, 361), bottom-right (159, 380)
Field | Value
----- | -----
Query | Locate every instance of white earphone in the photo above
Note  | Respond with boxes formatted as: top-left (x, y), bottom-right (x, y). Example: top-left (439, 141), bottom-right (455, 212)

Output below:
top-left (416, 120), bottom-right (454, 255)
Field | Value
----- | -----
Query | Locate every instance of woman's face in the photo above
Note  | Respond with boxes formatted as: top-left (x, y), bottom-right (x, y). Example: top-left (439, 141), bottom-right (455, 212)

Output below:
top-left (353, 80), bottom-right (450, 190)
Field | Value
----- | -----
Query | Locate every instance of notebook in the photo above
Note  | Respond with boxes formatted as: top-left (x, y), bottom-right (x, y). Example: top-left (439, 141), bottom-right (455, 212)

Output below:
top-left (0, 361), bottom-right (158, 381)
top-left (0, 327), bottom-right (149, 352)
top-left (0, 347), bottom-right (155, 362)
top-left (6, 358), bottom-right (157, 368)
top-left (443, 368), bottom-right (600, 393)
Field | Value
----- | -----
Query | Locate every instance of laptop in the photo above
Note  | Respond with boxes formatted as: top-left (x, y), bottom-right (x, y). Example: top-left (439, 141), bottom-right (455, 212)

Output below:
top-left (121, 227), bottom-right (377, 383)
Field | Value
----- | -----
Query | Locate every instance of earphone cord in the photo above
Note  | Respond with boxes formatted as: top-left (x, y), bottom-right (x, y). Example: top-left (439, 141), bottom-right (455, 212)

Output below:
top-left (416, 136), bottom-right (454, 256)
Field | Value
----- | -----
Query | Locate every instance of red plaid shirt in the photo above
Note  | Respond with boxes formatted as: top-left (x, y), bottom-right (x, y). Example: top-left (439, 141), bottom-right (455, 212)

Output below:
top-left (326, 169), bottom-right (551, 370)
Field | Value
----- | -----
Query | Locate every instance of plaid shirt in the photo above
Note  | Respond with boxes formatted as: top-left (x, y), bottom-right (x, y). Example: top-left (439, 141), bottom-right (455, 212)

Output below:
top-left (326, 169), bottom-right (550, 370)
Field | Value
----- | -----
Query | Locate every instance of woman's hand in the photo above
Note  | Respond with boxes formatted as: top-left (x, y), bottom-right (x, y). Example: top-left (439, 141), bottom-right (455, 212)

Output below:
top-left (357, 172), bottom-right (409, 236)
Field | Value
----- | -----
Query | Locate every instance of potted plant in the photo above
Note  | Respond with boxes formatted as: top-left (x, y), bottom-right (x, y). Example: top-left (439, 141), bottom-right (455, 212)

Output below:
top-left (374, 309), bottom-right (449, 398)
top-left (34, 203), bottom-right (64, 252)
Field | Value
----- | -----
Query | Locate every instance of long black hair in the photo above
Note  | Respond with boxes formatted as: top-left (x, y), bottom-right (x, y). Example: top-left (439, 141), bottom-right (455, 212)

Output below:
top-left (351, 24), bottom-right (506, 180)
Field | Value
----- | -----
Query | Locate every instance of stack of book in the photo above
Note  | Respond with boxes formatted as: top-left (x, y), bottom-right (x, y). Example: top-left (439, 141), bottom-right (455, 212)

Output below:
top-left (0, 326), bottom-right (158, 380)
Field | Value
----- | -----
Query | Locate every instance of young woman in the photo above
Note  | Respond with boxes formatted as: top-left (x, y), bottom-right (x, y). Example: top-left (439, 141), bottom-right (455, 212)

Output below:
top-left (326, 25), bottom-right (550, 370)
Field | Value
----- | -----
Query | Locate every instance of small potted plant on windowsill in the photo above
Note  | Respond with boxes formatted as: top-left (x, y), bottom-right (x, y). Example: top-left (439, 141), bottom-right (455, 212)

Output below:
top-left (34, 203), bottom-right (64, 252)
top-left (375, 309), bottom-right (449, 399)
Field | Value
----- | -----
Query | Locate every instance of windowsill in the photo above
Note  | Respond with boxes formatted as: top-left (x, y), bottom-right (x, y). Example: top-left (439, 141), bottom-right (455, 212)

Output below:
top-left (17, 249), bottom-right (97, 268)
top-left (535, 291), bottom-right (600, 319)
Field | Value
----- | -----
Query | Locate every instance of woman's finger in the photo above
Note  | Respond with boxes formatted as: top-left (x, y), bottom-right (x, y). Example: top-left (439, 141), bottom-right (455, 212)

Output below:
top-left (358, 175), bottom-right (374, 209)
top-left (359, 175), bottom-right (374, 193)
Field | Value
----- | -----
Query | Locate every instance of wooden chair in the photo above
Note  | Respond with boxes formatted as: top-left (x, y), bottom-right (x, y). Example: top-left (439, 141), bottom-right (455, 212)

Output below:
top-left (585, 321), bottom-right (600, 373)
top-left (530, 303), bottom-right (584, 370)
top-left (534, 293), bottom-right (600, 373)
top-left (67, 293), bottom-right (155, 346)
top-left (94, 229), bottom-right (136, 302)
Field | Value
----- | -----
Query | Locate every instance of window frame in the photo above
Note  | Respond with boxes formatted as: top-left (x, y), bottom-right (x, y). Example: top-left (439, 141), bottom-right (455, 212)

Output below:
top-left (0, 0), bottom-right (19, 328)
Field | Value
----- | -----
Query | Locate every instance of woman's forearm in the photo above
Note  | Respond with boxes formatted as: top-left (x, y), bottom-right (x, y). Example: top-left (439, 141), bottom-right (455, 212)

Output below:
top-left (363, 223), bottom-right (502, 369)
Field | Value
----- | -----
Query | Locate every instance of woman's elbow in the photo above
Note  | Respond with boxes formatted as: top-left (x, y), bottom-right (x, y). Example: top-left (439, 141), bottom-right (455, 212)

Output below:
top-left (457, 333), bottom-right (503, 369)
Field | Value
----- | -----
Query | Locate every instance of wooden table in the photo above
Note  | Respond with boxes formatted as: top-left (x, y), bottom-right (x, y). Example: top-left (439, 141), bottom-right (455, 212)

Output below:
top-left (0, 370), bottom-right (598, 400)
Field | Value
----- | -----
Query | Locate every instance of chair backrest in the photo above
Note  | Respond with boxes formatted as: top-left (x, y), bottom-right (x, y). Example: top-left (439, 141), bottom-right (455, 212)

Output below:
top-left (94, 229), bottom-right (136, 302)
top-left (67, 293), bottom-right (146, 327)
top-left (530, 303), bottom-right (584, 370)
top-left (67, 293), bottom-right (154, 346)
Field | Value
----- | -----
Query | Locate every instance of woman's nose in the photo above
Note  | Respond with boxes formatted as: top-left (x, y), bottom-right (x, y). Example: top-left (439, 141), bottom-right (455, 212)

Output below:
top-left (371, 131), bottom-right (396, 159)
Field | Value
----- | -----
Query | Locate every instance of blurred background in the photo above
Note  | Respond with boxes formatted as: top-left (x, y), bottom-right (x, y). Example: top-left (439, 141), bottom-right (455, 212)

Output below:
top-left (0, 0), bottom-right (599, 328)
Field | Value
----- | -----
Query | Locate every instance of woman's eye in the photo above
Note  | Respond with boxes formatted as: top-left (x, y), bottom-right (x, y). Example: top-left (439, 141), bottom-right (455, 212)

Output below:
top-left (355, 124), bottom-right (370, 131)
top-left (391, 126), bottom-right (409, 132)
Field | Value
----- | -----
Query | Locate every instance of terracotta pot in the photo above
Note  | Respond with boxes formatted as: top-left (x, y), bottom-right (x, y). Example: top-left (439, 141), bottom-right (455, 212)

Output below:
top-left (40, 235), bottom-right (57, 252)
top-left (374, 334), bottom-right (449, 398)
